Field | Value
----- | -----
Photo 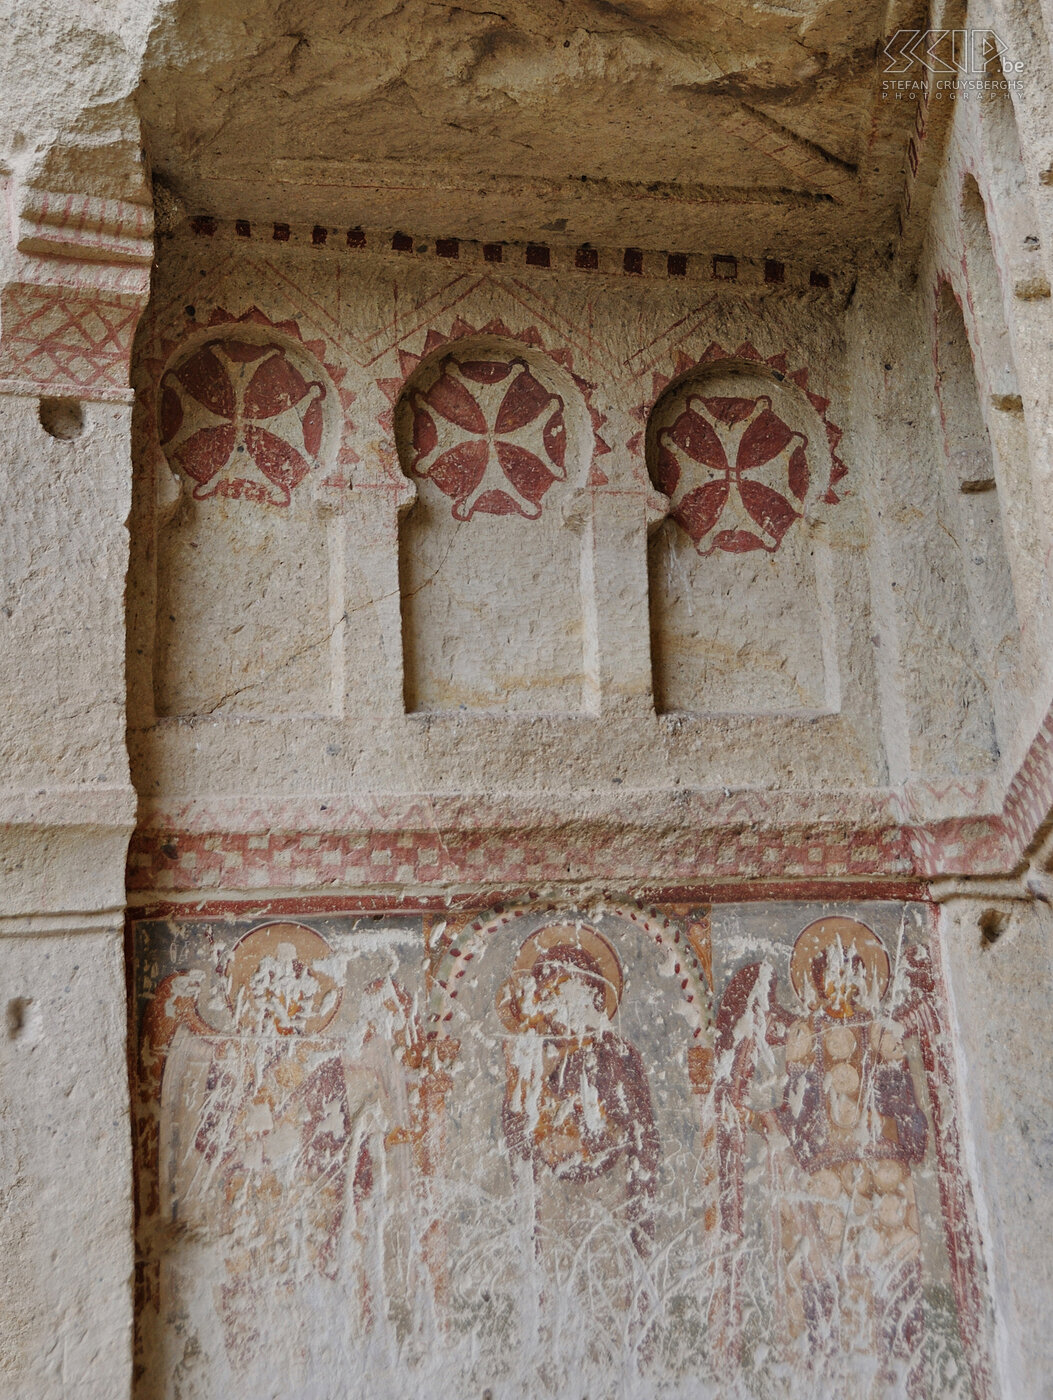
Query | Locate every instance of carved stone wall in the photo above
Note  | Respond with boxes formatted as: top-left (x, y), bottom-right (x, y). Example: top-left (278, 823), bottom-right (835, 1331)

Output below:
top-left (126, 227), bottom-right (885, 812)
top-left (4, 3), bottom-right (1053, 1399)
top-left (394, 335), bottom-right (595, 711)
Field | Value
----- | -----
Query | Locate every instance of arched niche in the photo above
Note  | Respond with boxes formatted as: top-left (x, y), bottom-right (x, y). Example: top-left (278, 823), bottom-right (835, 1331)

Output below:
top-left (961, 174), bottom-right (1018, 400)
top-left (152, 317), bottom-right (341, 717)
top-left (980, 60), bottom-right (1032, 205)
top-left (645, 359), bottom-right (839, 716)
top-left (960, 170), bottom-right (1040, 605)
top-left (934, 281), bottom-right (1019, 699)
top-left (394, 337), bottom-right (593, 713)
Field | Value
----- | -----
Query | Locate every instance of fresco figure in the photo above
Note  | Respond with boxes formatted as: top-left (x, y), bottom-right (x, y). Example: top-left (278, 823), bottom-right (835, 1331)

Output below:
top-left (147, 923), bottom-right (412, 1380)
top-left (716, 917), bottom-right (929, 1397)
top-left (497, 923), bottom-right (660, 1258)
top-left (133, 903), bottom-right (992, 1399)
top-left (494, 923), bottom-right (660, 1367)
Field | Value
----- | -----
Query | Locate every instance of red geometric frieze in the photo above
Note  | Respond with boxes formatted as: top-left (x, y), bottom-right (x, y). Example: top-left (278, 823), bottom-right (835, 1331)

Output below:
top-left (16, 188), bottom-right (154, 267)
top-left (126, 819), bottom-right (919, 895)
top-left (907, 706), bottom-right (1053, 876)
top-left (1001, 712), bottom-right (1053, 850)
top-left (149, 307), bottom-right (357, 505)
top-left (126, 715), bottom-right (1053, 890)
top-left (0, 283), bottom-right (142, 393)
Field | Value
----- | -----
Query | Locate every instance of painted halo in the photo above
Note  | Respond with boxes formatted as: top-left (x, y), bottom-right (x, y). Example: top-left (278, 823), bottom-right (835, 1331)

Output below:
top-left (789, 916), bottom-right (891, 1008)
top-left (510, 922), bottom-right (624, 1020)
top-left (225, 921), bottom-right (341, 1034)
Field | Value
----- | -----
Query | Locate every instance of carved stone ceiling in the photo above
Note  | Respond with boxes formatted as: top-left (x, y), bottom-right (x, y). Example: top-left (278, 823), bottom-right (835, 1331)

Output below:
top-left (137, 0), bottom-right (916, 259)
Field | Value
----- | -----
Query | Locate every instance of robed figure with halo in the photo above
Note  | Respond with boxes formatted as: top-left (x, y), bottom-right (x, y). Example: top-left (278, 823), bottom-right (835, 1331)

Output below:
top-left (714, 916), bottom-right (932, 1397)
top-left (495, 922), bottom-right (661, 1361)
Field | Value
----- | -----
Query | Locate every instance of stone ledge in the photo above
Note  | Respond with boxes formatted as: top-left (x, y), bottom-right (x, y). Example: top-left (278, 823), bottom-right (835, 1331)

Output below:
top-left (15, 187), bottom-right (154, 267)
top-left (0, 794), bottom-right (135, 918)
top-left (0, 909), bottom-right (125, 938)
top-left (127, 680), bottom-right (1053, 888)
top-left (0, 376), bottom-right (135, 405)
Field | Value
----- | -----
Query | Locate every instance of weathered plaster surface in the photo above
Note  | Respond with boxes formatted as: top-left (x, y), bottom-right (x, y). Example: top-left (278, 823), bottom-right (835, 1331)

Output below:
top-left (0, 5), bottom-right (156, 1388)
top-left (2, 1), bottom-right (1053, 1397)
top-left (938, 893), bottom-right (1053, 1400)
top-left (134, 0), bottom-right (915, 259)
top-left (133, 899), bottom-right (992, 1400)
top-left (0, 929), bottom-right (132, 1400)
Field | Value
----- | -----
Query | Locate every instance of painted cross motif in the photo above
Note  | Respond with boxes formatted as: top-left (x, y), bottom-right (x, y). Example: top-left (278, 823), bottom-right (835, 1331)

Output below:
top-left (406, 355), bottom-right (568, 520)
top-left (654, 392), bottom-right (810, 554)
top-left (158, 337), bottom-right (327, 506)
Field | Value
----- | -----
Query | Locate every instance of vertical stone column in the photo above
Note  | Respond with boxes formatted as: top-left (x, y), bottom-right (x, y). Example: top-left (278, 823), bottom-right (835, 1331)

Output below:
top-left (845, 269), bottom-right (1002, 783)
top-left (935, 885), bottom-right (1053, 1400)
top-left (0, 180), bottom-right (152, 1400)
top-left (585, 478), bottom-right (668, 719)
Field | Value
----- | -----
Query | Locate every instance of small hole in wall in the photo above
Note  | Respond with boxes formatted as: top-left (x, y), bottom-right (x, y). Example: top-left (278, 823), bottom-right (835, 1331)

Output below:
top-left (6, 997), bottom-right (37, 1041)
top-left (39, 397), bottom-right (86, 440)
top-left (979, 908), bottom-right (1009, 948)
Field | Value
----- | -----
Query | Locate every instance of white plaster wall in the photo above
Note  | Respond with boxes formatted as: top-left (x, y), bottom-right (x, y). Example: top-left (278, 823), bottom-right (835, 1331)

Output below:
top-left (0, 0), bottom-right (153, 1364)
top-left (0, 395), bottom-right (134, 798)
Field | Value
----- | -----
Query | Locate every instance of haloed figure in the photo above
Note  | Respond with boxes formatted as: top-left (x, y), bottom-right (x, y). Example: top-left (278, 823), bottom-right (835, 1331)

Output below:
top-left (166, 925), bottom-right (352, 1374)
top-left (497, 923), bottom-right (660, 1293)
top-left (155, 923), bottom-right (406, 1381)
top-left (719, 917), bottom-right (928, 1397)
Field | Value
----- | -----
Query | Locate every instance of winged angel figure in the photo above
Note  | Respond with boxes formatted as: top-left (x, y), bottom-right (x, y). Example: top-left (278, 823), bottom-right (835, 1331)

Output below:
top-left (711, 916), bottom-right (982, 1399)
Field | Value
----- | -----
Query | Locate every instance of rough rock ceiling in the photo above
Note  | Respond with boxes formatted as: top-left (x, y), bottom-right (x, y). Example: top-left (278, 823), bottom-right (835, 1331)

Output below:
top-left (138, 0), bottom-right (917, 260)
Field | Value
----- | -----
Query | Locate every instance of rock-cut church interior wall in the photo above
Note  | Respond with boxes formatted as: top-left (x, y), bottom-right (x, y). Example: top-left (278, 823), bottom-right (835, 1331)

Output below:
top-left (919, 32), bottom-right (1053, 777)
top-left (129, 230), bottom-right (890, 807)
top-left (5, 1), bottom-right (1053, 1397)
top-left (118, 166), bottom-right (1022, 1400)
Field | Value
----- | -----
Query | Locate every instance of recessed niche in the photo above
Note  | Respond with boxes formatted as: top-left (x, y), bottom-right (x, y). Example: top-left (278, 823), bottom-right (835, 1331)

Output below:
top-left (645, 360), bottom-right (839, 716)
top-left (395, 337), bottom-right (593, 713)
top-left (153, 322), bottom-right (339, 717)
top-left (38, 397), bottom-right (86, 440)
